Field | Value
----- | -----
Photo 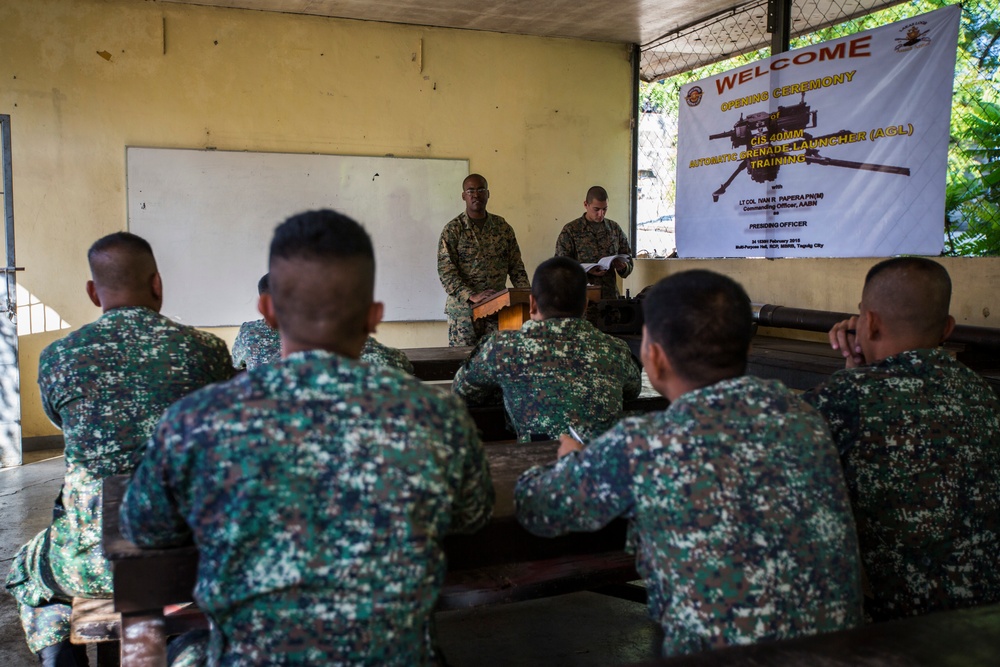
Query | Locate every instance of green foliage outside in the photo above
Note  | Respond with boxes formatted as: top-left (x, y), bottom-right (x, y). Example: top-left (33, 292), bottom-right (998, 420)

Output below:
top-left (641, 0), bottom-right (1000, 256)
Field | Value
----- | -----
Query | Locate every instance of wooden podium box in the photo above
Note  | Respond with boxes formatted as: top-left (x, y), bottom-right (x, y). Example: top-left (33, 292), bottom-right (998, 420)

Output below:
top-left (472, 286), bottom-right (602, 331)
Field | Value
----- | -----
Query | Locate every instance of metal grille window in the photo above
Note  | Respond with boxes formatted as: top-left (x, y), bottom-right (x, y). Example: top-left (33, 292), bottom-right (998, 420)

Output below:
top-left (637, 0), bottom-right (1000, 257)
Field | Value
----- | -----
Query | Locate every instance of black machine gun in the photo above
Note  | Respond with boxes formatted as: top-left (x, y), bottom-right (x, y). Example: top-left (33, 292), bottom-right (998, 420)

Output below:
top-left (708, 93), bottom-right (910, 202)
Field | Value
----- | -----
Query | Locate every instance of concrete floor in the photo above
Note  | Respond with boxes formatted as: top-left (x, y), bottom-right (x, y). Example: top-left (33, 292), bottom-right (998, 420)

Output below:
top-left (1, 454), bottom-right (660, 667)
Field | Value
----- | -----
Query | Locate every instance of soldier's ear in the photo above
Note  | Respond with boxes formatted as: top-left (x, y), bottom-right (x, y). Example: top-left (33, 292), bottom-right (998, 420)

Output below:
top-left (366, 301), bottom-right (384, 335)
top-left (259, 293), bottom-right (278, 329)
top-left (940, 315), bottom-right (955, 344)
top-left (150, 273), bottom-right (163, 309)
top-left (528, 294), bottom-right (542, 320)
top-left (86, 280), bottom-right (101, 308)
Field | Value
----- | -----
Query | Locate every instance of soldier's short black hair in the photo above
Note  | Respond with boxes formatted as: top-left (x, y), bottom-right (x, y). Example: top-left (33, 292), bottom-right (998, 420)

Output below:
top-left (863, 257), bottom-right (951, 338)
top-left (88, 231), bottom-right (154, 262)
top-left (257, 273), bottom-right (270, 296)
top-left (87, 232), bottom-right (157, 290)
top-left (268, 209), bottom-right (375, 342)
top-left (270, 209), bottom-right (374, 265)
top-left (586, 186), bottom-right (608, 203)
top-left (643, 270), bottom-right (752, 383)
top-left (532, 256), bottom-right (587, 318)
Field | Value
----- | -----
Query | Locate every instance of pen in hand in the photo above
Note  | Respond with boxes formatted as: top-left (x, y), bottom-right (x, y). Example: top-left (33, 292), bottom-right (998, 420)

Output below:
top-left (567, 424), bottom-right (585, 444)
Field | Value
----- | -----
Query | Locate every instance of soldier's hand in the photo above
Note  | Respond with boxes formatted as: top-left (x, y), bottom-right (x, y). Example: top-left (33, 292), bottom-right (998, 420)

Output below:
top-left (588, 267), bottom-right (608, 277)
top-left (611, 259), bottom-right (628, 272)
top-left (829, 316), bottom-right (865, 368)
top-left (469, 290), bottom-right (497, 304)
top-left (557, 434), bottom-right (584, 458)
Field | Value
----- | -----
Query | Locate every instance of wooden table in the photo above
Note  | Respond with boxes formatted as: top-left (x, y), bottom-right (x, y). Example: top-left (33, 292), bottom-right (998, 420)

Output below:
top-left (472, 287), bottom-right (603, 331)
top-left (103, 440), bottom-right (634, 665)
top-left (639, 602), bottom-right (1000, 666)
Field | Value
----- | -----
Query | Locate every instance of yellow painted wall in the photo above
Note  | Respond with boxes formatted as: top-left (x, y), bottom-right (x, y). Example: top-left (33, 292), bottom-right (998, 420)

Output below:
top-left (626, 257), bottom-right (1000, 329)
top-left (2, 0), bottom-right (633, 436)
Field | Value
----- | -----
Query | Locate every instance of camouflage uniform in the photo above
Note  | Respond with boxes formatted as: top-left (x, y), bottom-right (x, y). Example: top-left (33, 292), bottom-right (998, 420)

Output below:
top-left (361, 336), bottom-right (415, 375)
top-left (452, 317), bottom-right (641, 442)
top-left (4, 307), bottom-right (233, 653)
top-left (233, 319), bottom-right (413, 375)
top-left (231, 318), bottom-right (280, 371)
top-left (516, 376), bottom-right (862, 657)
top-left (805, 348), bottom-right (1000, 622)
top-left (437, 212), bottom-right (530, 346)
top-left (555, 216), bottom-right (633, 299)
top-left (121, 350), bottom-right (494, 666)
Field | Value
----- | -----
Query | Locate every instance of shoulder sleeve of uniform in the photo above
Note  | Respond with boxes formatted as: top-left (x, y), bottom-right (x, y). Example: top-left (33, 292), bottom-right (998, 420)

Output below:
top-left (612, 221), bottom-right (634, 278)
top-left (615, 338), bottom-right (642, 400)
top-left (437, 218), bottom-right (475, 302)
top-left (439, 391), bottom-right (495, 534)
top-left (120, 404), bottom-right (194, 548)
top-left (514, 422), bottom-right (637, 537)
top-left (554, 223), bottom-right (576, 258)
top-left (198, 330), bottom-right (238, 382)
top-left (803, 372), bottom-right (861, 457)
top-left (452, 334), bottom-right (503, 406)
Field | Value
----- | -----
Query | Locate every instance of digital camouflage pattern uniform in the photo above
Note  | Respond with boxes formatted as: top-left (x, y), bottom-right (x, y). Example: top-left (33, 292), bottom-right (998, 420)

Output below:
top-left (233, 318), bottom-right (413, 375)
top-left (4, 307), bottom-right (233, 653)
top-left (231, 318), bottom-right (280, 371)
top-left (516, 376), bottom-right (863, 657)
top-left (121, 350), bottom-right (494, 666)
top-left (437, 212), bottom-right (530, 346)
top-left (361, 336), bottom-right (415, 375)
top-left (555, 216), bottom-right (633, 299)
top-left (452, 317), bottom-right (641, 442)
top-left (805, 348), bottom-right (1000, 622)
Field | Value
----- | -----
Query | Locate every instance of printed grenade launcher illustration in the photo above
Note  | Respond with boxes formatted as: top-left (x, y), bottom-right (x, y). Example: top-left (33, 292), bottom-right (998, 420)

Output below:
top-left (708, 92), bottom-right (910, 202)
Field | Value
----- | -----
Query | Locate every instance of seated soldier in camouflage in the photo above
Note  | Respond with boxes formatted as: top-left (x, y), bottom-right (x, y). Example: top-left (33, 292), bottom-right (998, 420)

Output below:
top-left (805, 257), bottom-right (1000, 622)
top-left (515, 270), bottom-right (863, 657)
top-left (452, 256), bottom-right (641, 442)
top-left (233, 272), bottom-right (415, 374)
top-left (121, 209), bottom-right (494, 666)
top-left (4, 232), bottom-right (233, 666)
top-left (231, 273), bottom-right (281, 371)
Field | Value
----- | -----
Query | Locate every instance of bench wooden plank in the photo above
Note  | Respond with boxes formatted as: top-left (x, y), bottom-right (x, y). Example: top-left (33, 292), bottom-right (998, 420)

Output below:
top-left (439, 550), bottom-right (639, 611)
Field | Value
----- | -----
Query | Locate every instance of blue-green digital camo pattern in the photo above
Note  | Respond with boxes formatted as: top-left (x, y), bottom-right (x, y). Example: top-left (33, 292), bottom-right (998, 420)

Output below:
top-left (452, 317), bottom-right (641, 441)
top-left (437, 212), bottom-right (530, 346)
top-left (231, 318), bottom-right (280, 371)
top-left (516, 376), bottom-right (862, 657)
top-left (4, 307), bottom-right (233, 653)
top-left (233, 318), bottom-right (414, 375)
top-left (805, 348), bottom-right (1000, 622)
top-left (361, 337), bottom-right (415, 375)
top-left (555, 216), bottom-right (633, 299)
top-left (121, 350), bottom-right (494, 666)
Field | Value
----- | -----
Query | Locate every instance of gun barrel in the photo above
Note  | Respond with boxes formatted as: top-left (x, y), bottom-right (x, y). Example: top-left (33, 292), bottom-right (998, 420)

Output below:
top-left (709, 130), bottom-right (735, 141)
top-left (804, 155), bottom-right (910, 176)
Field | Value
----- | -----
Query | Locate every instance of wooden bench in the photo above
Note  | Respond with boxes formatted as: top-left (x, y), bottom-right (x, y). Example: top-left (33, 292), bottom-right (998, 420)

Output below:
top-left (440, 550), bottom-right (643, 611)
top-left (70, 596), bottom-right (208, 666)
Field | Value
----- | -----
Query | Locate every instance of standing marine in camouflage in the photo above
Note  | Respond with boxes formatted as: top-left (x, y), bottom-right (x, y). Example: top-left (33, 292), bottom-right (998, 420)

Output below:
top-left (4, 232), bottom-right (233, 666)
top-left (805, 257), bottom-right (1000, 622)
top-left (437, 173), bottom-right (530, 346)
top-left (453, 256), bottom-right (640, 442)
top-left (234, 273), bottom-right (414, 374)
top-left (516, 270), bottom-right (862, 657)
top-left (121, 209), bottom-right (494, 666)
top-left (555, 185), bottom-right (633, 300)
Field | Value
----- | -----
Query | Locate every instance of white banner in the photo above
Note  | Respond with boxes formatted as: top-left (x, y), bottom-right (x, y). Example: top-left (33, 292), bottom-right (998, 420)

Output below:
top-left (675, 5), bottom-right (961, 258)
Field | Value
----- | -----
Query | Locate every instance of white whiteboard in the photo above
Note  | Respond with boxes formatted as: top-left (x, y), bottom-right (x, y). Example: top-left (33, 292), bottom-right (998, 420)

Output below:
top-left (127, 147), bottom-right (467, 326)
